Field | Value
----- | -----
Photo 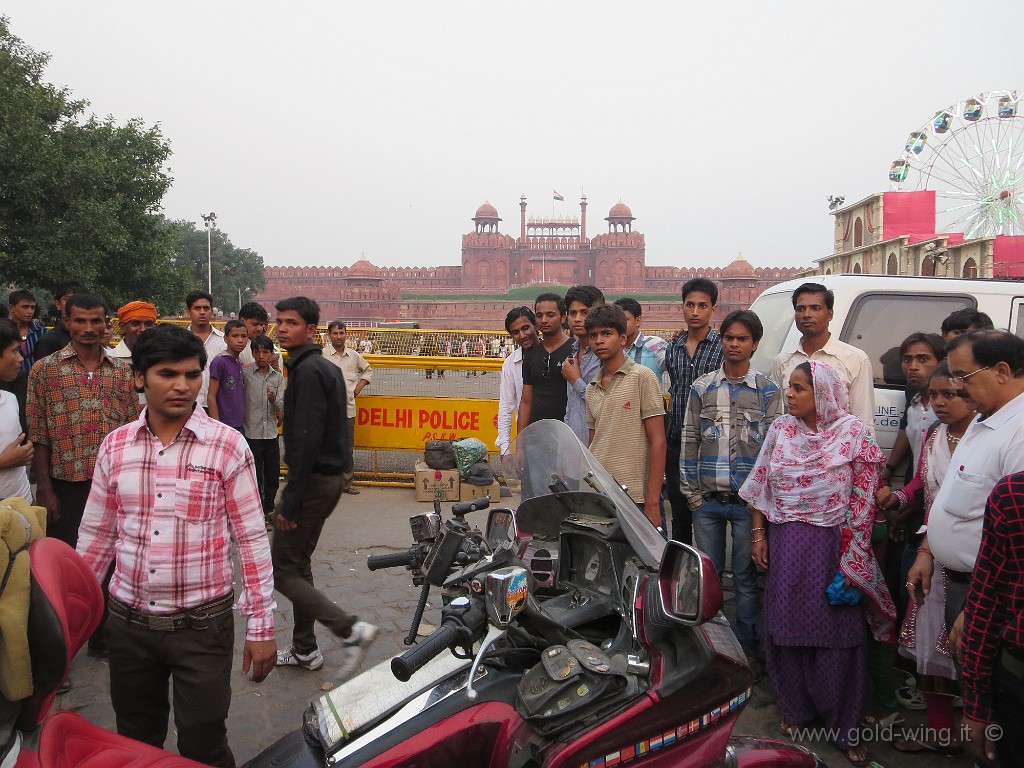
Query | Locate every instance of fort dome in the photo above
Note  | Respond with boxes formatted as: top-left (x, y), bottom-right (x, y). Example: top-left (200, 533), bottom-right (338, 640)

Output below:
top-left (348, 259), bottom-right (380, 277)
top-left (474, 202), bottom-right (499, 219)
top-left (722, 253), bottom-right (755, 278)
top-left (607, 202), bottom-right (634, 219)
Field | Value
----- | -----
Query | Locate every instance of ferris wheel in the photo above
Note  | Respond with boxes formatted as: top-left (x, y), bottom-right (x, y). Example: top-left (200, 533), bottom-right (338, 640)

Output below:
top-left (888, 89), bottom-right (1024, 238)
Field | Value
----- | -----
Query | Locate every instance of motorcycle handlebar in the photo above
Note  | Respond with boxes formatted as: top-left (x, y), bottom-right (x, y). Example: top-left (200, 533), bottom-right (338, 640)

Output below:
top-left (391, 622), bottom-right (460, 682)
top-left (367, 550), bottom-right (415, 571)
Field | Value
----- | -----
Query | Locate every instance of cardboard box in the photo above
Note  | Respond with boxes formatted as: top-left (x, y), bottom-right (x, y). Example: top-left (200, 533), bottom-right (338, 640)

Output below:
top-left (459, 480), bottom-right (503, 502)
top-left (414, 460), bottom-right (460, 502)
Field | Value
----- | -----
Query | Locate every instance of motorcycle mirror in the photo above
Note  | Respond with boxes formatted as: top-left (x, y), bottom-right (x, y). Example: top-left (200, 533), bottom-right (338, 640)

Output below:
top-left (657, 541), bottom-right (723, 625)
top-left (484, 508), bottom-right (517, 550)
top-left (409, 512), bottom-right (441, 543)
top-left (484, 566), bottom-right (529, 628)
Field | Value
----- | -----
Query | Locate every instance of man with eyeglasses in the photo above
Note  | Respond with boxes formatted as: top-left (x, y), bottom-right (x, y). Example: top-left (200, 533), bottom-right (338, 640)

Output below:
top-left (908, 331), bottom-right (1024, 693)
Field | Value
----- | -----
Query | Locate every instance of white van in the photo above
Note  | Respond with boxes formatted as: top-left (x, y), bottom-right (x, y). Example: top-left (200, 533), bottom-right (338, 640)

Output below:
top-left (748, 274), bottom-right (1024, 451)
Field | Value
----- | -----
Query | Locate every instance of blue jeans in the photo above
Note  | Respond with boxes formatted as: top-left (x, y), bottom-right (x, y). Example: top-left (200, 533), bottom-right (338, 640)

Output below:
top-left (692, 498), bottom-right (759, 654)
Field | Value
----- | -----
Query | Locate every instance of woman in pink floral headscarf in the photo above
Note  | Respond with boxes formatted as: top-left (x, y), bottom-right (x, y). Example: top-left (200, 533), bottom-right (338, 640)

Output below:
top-left (740, 361), bottom-right (895, 766)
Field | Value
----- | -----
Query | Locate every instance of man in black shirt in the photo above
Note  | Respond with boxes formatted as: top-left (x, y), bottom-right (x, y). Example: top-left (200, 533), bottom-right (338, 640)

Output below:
top-left (273, 296), bottom-right (376, 679)
top-left (33, 280), bottom-right (87, 361)
top-left (519, 293), bottom-right (573, 426)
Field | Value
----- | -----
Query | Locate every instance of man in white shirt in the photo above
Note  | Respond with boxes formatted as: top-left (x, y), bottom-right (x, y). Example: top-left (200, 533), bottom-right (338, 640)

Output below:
top-left (0, 320), bottom-right (33, 501)
top-left (909, 330), bottom-right (1024, 662)
top-left (185, 291), bottom-right (227, 411)
top-left (771, 282), bottom-right (875, 430)
top-left (323, 321), bottom-right (372, 495)
top-left (496, 307), bottom-right (539, 456)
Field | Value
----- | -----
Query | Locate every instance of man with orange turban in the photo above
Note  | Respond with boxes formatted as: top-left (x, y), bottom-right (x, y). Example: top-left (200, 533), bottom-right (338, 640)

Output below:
top-left (109, 302), bottom-right (158, 359)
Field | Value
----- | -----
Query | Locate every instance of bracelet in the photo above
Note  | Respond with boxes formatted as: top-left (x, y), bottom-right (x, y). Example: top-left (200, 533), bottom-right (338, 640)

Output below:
top-left (751, 527), bottom-right (765, 533)
top-left (751, 537), bottom-right (766, 544)
top-left (918, 543), bottom-right (933, 556)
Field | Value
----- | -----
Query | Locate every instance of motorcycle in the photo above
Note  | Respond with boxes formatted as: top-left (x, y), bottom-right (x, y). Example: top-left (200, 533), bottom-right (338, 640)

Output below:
top-left (5, 419), bottom-right (824, 767)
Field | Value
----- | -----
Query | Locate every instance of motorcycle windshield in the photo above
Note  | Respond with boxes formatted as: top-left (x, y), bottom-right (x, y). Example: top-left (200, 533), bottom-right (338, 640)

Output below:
top-left (508, 419), bottom-right (666, 569)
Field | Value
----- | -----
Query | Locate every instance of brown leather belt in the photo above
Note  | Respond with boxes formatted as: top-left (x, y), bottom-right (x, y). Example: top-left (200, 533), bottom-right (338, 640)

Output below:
top-left (108, 593), bottom-right (233, 632)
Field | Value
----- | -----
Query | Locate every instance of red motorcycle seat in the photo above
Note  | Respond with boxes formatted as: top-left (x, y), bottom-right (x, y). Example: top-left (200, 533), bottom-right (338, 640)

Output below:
top-left (37, 711), bottom-right (209, 768)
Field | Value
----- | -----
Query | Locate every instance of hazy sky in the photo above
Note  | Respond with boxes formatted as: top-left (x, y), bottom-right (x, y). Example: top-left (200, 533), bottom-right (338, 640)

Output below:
top-left (4, 2), bottom-right (1020, 271)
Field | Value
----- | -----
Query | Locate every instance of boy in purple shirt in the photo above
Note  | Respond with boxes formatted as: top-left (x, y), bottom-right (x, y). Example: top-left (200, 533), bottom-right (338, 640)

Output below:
top-left (209, 320), bottom-right (248, 431)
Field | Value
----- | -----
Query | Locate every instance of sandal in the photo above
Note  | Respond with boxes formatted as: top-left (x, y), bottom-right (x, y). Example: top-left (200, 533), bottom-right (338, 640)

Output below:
top-left (844, 745), bottom-right (871, 766)
top-left (779, 720), bottom-right (798, 740)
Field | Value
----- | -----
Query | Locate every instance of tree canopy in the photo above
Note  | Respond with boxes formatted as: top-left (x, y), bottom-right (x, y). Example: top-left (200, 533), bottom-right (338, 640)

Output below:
top-left (166, 219), bottom-right (266, 314)
top-left (0, 17), bottom-right (264, 316)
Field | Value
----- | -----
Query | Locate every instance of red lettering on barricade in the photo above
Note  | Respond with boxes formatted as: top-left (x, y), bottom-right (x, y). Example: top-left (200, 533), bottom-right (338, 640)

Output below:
top-left (358, 408), bottom-right (370, 426)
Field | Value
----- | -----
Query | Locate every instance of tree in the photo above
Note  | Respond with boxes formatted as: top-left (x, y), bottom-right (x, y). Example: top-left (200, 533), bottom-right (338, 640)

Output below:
top-left (166, 219), bottom-right (266, 315)
top-left (0, 17), bottom-right (184, 313)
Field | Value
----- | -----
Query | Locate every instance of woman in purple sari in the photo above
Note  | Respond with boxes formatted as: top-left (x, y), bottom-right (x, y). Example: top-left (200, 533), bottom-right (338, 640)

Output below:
top-left (740, 361), bottom-right (896, 766)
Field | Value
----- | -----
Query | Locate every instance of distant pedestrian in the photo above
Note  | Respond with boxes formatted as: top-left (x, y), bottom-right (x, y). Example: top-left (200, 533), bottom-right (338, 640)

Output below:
top-left (77, 324), bottom-right (276, 767)
top-left (664, 278), bottom-right (723, 544)
top-left (681, 310), bottom-right (781, 660)
top-left (584, 305), bottom-right (665, 526)
top-left (244, 335), bottom-right (285, 520)
top-left (208, 319), bottom-right (248, 431)
top-left (273, 297), bottom-right (376, 677)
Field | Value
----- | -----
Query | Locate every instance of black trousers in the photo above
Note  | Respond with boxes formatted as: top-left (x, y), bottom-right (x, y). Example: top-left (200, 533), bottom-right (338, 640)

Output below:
top-left (664, 444), bottom-right (693, 545)
top-left (246, 437), bottom-right (281, 513)
top-left (995, 653), bottom-right (1024, 768)
top-left (107, 608), bottom-right (235, 767)
top-left (272, 473), bottom-right (357, 652)
top-left (48, 478), bottom-right (92, 548)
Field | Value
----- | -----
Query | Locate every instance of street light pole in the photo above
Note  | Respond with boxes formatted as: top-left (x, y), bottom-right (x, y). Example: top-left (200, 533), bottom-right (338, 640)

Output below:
top-left (201, 212), bottom-right (217, 295)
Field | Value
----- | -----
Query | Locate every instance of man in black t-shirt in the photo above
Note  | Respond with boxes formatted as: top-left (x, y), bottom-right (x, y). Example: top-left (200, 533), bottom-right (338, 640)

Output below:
top-left (519, 293), bottom-right (573, 427)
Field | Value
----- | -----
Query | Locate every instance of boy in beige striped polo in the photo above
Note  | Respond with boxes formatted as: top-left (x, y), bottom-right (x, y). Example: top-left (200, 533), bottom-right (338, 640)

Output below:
top-left (584, 305), bottom-right (666, 526)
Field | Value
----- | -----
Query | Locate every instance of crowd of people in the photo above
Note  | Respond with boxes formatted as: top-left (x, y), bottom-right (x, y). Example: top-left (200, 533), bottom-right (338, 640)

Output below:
top-left (495, 279), bottom-right (1023, 767)
top-left (0, 287), bottom-right (375, 766)
top-left (1, 278), bottom-right (1023, 766)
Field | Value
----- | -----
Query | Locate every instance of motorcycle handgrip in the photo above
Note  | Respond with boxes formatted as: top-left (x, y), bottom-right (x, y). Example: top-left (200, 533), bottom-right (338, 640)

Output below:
top-left (367, 551), bottom-right (415, 571)
top-left (391, 622), bottom-right (459, 682)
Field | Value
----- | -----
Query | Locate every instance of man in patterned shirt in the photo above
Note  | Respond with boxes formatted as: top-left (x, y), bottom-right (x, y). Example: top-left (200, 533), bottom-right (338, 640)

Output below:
top-left (28, 293), bottom-right (138, 546)
top-left (664, 278), bottom-right (723, 544)
top-left (77, 324), bottom-right (276, 767)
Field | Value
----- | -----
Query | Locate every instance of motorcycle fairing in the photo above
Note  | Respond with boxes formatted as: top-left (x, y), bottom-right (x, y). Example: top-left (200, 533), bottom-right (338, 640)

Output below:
top-left (329, 664), bottom-right (523, 768)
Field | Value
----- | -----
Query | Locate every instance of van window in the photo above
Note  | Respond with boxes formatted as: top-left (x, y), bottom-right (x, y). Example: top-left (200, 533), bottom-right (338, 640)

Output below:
top-left (841, 293), bottom-right (973, 387)
top-left (749, 291), bottom-right (796, 374)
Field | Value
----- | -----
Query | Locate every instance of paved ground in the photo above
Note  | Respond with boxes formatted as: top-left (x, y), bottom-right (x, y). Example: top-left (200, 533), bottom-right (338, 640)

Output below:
top-left (57, 486), bottom-right (972, 767)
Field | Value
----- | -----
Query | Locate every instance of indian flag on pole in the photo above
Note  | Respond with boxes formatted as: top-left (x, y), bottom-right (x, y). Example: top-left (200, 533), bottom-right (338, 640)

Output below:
top-left (553, 190), bottom-right (564, 202)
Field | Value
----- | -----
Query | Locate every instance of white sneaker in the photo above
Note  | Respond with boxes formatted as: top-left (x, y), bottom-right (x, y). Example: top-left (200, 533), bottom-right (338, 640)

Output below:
top-left (277, 645), bottom-right (324, 671)
top-left (336, 622), bottom-right (377, 679)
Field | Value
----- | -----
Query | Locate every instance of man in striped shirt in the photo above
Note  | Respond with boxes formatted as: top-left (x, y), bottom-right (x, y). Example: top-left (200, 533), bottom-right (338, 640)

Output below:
top-left (77, 324), bottom-right (276, 767)
top-left (680, 310), bottom-right (782, 659)
top-left (664, 278), bottom-right (724, 544)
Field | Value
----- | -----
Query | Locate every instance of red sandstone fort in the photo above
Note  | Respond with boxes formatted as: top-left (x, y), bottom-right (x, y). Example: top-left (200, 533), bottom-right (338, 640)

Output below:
top-left (255, 197), bottom-right (805, 329)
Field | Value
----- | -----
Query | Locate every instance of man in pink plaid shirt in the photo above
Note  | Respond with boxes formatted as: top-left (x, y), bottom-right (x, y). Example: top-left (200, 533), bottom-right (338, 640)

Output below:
top-left (77, 324), bottom-right (276, 767)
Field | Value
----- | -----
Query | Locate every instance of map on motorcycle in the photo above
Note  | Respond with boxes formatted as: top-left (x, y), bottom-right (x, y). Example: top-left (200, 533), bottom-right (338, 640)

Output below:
top-left (310, 634), bottom-right (489, 755)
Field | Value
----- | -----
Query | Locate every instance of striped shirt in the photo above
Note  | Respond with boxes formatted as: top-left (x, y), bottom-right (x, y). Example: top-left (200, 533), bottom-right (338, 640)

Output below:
top-left (76, 406), bottom-right (276, 641)
top-left (665, 329), bottom-right (724, 449)
top-left (629, 333), bottom-right (668, 391)
top-left (680, 367), bottom-right (783, 508)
